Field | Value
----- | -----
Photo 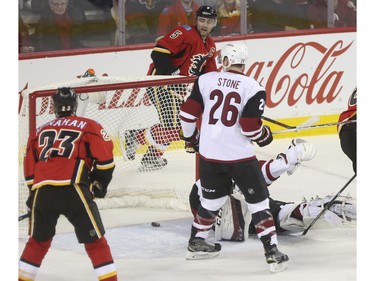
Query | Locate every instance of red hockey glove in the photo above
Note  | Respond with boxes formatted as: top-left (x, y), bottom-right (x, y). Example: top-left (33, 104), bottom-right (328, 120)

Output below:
top-left (255, 125), bottom-right (273, 147)
top-left (180, 128), bottom-right (199, 153)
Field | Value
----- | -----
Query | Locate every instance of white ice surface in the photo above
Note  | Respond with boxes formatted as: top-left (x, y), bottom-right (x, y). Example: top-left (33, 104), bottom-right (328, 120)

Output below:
top-left (17, 135), bottom-right (362, 280)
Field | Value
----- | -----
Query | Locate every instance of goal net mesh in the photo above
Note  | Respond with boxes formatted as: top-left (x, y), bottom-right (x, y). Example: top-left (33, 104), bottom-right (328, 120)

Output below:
top-left (18, 74), bottom-right (196, 236)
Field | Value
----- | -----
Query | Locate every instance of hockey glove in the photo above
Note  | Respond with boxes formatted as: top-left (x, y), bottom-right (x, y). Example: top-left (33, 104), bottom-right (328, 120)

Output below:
top-left (255, 125), bottom-right (273, 147)
top-left (92, 180), bottom-right (107, 198)
top-left (26, 189), bottom-right (35, 214)
top-left (89, 171), bottom-right (108, 198)
top-left (180, 128), bottom-right (199, 153)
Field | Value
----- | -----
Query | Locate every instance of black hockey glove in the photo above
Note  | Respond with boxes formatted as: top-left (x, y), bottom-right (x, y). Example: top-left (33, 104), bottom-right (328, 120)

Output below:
top-left (89, 171), bottom-right (108, 198)
top-left (92, 180), bottom-right (107, 198)
top-left (26, 189), bottom-right (35, 214)
top-left (255, 125), bottom-right (273, 147)
top-left (180, 128), bottom-right (199, 153)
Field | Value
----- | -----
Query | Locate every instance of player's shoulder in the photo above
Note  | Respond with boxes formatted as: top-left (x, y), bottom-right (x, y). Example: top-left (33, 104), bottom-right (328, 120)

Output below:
top-left (171, 24), bottom-right (195, 34)
top-left (199, 71), bottom-right (219, 79)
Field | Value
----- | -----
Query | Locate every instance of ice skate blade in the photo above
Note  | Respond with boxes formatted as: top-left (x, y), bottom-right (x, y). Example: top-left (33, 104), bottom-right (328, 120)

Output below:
top-left (269, 261), bottom-right (288, 273)
top-left (185, 250), bottom-right (220, 260)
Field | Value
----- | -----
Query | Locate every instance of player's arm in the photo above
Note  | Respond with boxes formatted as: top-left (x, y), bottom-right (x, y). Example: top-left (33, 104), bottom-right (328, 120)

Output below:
top-left (239, 90), bottom-right (273, 147)
top-left (179, 79), bottom-right (204, 151)
top-left (23, 133), bottom-right (38, 189)
top-left (151, 47), bottom-right (180, 75)
top-left (87, 124), bottom-right (115, 198)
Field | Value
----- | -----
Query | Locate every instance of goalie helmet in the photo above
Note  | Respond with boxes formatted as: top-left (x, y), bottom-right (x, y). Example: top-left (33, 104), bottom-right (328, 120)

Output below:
top-left (52, 87), bottom-right (78, 117)
top-left (217, 42), bottom-right (248, 70)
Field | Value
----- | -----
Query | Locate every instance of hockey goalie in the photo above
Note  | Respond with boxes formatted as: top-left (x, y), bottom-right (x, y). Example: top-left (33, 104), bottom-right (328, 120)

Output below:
top-left (214, 187), bottom-right (356, 241)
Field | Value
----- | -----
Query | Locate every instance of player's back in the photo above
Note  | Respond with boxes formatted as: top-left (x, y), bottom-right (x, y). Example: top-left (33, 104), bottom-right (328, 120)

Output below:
top-left (26, 115), bottom-right (113, 189)
top-left (197, 71), bottom-right (265, 162)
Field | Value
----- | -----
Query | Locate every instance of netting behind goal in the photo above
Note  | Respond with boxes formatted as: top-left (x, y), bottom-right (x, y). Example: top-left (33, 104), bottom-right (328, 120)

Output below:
top-left (18, 75), bottom-right (197, 236)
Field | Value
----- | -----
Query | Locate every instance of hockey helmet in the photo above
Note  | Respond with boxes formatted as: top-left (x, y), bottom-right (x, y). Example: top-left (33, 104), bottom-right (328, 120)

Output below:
top-left (217, 42), bottom-right (248, 70)
top-left (196, 5), bottom-right (217, 19)
top-left (52, 87), bottom-right (78, 117)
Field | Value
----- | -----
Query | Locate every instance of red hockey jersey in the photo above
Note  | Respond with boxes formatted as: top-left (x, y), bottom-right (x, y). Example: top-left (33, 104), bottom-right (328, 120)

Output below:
top-left (337, 87), bottom-right (357, 134)
top-left (24, 115), bottom-right (115, 190)
top-left (148, 24), bottom-right (217, 77)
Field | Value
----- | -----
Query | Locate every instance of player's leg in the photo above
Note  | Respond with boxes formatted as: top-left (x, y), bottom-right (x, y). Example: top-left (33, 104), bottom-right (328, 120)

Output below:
top-left (68, 184), bottom-right (118, 281)
top-left (141, 86), bottom-right (183, 169)
top-left (19, 187), bottom-right (56, 281)
top-left (234, 159), bottom-right (288, 272)
top-left (339, 129), bottom-right (357, 174)
top-left (186, 160), bottom-right (231, 260)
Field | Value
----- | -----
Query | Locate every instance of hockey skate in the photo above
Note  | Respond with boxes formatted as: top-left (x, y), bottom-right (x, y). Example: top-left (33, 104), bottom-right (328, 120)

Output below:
top-left (285, 138), bottom-right (317, 175)
top-left (139, 150), bottom-right (168, 171)
top-left (186, 238), bottom-right (221, 260)
top-left (264, 245), bottom-right (289, 273)
top-left (124, 130), bottom-right (140, 160)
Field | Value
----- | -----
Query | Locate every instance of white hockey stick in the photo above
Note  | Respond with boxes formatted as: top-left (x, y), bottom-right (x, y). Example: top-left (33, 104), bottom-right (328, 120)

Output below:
top-left (273, 120), bottom-right (356, 134)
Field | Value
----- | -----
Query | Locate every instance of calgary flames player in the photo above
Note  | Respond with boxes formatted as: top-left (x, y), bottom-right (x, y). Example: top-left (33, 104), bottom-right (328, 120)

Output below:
top-left (124, 5), bottom-right (218, 171)
top-left (337, 86), bottom-right (356, 174)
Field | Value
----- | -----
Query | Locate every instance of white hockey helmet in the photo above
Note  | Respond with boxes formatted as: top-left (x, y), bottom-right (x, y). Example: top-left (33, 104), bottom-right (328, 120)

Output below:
top-left (217, 42), bottom-right (248, 70)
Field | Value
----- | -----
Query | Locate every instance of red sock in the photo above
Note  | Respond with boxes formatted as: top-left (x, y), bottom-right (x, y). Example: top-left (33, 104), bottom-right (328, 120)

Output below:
top-left (85, 237), bottom-right (118, 281)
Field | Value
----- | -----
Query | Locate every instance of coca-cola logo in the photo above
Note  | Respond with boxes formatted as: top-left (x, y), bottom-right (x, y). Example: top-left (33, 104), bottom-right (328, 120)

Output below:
top-left (246, 40), bottom-right (353, 108)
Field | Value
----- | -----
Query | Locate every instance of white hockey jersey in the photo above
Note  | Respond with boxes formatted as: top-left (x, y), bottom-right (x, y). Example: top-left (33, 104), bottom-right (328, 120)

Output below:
top-left (180, 70), bottom-right (267, 162)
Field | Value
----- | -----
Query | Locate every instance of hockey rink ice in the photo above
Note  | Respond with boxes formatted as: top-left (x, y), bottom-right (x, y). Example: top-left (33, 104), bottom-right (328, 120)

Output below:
top-left (17, 134), bottom-right (362, 281)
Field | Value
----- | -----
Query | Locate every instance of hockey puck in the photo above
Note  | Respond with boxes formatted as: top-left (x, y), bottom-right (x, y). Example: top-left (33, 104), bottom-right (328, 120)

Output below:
top-left (151, 222), bottom-right (160, 227)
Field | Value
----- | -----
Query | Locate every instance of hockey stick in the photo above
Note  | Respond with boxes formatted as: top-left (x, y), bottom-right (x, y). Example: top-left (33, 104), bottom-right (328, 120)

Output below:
top-left (301, 174), bottom-right (356, 236)
top-left (262, 116), bottom-right (320, 130)
top-left (273, 120), bottom-right (356, 134)
top-left (19, 213), bottom-right (29, 221)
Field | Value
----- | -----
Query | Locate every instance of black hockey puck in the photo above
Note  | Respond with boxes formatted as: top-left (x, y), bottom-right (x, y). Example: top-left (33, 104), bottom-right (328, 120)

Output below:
top-left (151, 222), bottom-right (160, 227)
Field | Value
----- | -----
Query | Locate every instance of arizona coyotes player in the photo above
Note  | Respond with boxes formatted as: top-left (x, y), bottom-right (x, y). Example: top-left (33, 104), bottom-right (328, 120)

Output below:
top-left (124, 5), bottom-right (218, 171)
top-left (179, 41), bottom-right (289, 272)
top-left (19, 88), bottom-right (117, 281)
top-left (337, 87), bottom-right (357, 174)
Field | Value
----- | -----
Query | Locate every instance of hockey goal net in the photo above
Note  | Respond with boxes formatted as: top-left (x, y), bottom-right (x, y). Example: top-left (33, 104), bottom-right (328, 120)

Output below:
top-left (18, 74), bottom-right (197, 236)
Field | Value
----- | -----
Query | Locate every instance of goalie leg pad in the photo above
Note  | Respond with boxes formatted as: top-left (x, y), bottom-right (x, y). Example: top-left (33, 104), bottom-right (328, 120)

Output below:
top-left (215, 195), bottom-right (251, 241)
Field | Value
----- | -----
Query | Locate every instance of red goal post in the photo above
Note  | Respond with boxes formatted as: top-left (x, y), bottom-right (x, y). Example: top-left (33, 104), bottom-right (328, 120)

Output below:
top-left (18, 75), bottom-right (197, 236)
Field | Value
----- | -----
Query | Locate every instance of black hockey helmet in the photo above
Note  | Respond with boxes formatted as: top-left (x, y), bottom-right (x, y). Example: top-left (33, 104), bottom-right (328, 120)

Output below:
top-left (196, 5), bottom-right (217, 19)
top-left (52, 87), bottom-right (78, 117)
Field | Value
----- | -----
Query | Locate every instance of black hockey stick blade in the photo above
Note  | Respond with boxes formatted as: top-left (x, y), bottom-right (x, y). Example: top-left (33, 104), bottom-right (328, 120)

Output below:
top-left (301, 174), bottom-right (356, 235)
top-left (19, 213), bottom-right (30, 221)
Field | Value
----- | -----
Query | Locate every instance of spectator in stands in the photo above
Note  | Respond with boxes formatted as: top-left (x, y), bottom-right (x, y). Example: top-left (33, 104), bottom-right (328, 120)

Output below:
top-left (307, 0), bottom-right (356, 29)
top-left (111, 0), bottom-right (168, 45)
top-left (19, 16), bottom-right (35, 53)
top-left (79, 0), bottom-right (117, 47)
top-left (248, 0), bottom-right (310, 32)
top-left (156, 0), bottom-right (200, 39)
top-left (215, 0), bottom-right (253, 35)
top-left (33, 0), bottom-right (86, 51)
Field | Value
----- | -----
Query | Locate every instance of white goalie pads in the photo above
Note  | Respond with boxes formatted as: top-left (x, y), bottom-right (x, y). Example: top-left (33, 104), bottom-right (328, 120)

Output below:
top-left (215, 190), bottom-right (357, 237)
top-left (278, 195), bottom-right (357, 232)
top-left (215, 193), bottom-right (252, 241)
